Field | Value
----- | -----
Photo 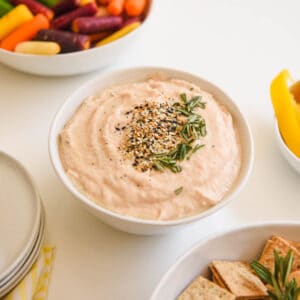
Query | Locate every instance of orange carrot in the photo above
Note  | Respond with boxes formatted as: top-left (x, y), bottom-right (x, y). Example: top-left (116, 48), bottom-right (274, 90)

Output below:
top-left (0, 14), bottom-right (49, 51)
top-left (107, 0), bottom-right (124, 15)
top-left (125, 0), bottom-right (146, 16)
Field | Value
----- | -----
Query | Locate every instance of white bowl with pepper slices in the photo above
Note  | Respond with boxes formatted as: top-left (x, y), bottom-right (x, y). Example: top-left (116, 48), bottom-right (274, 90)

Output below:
top-left (49, 66), bottom-right (254, 235)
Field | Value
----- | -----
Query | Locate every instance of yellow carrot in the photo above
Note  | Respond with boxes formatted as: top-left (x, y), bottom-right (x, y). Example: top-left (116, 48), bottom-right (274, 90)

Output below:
top-left (15, 41), bottom-right (60, 55)
top-left (270, 70), bottom-right (300, 157)
top-left (0, 5), bottom-right (33, 40)
top-left (96, 21), bottom-right (140, 46)
top-left (79, 0), bottom-right (94, 6)
top-left (0, 14), bottom-right (49, 51)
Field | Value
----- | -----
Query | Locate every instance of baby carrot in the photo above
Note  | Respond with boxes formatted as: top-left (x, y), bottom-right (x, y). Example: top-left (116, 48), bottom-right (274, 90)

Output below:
top-left (0, 4), bottom-right (33, 39)
top-left (36, 29), bottom-right (90, 52)
top-left (0, 0), bottom-right (13, 17)
top-left (52, 0), bottom-right (80, 16)
top-left (52, 2), bottom-right (97, 29)
top-left (11, 0), bottom-right (54, 20)
top-left (107, 0), bottom-right (125, 16)
top-left (96, 21), bottom-right (140, 46)
top-left (15, 41), bottom-right (60, 54)
top-left (125, 0), bottom-right (147, 16)
top-left (0, 14), bottom-right (49, 51)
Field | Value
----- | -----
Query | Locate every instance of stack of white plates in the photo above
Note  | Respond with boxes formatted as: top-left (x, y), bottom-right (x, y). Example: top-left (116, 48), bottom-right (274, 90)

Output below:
top-left (0, 151), bottom-right (45, 298)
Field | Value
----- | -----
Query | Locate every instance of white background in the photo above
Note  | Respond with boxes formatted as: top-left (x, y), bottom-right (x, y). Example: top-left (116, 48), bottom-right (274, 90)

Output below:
top-left (1, 0), bottom-right (300, 299)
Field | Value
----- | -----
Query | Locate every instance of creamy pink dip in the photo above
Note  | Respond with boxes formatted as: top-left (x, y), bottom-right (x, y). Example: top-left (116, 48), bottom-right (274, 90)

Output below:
top-left (59, 78), bottom-right (242, 220)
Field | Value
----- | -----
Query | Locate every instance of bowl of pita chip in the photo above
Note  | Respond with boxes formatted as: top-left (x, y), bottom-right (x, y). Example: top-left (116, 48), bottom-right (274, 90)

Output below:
top-left (150, 222), bottom-right (300, 300)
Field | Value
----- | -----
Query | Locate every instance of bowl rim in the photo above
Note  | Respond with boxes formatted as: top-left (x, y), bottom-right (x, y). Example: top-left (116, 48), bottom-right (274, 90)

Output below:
top-left (274, 119), bottom-right (300, 162)
top-left (150, 220), bottom-right (300, 299)
top-left (48, 66), bottom-right (254, 226)
top-left (0, 0), bottom-right (154, 58)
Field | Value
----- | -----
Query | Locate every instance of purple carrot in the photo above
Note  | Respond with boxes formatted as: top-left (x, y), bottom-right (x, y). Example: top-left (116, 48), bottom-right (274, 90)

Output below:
top-left (11, 0), bottom-right (54, 19)
top-left (52, 2), bottom-right (97, 29)
top-left (36, 29), bottom-right (90, 52)
top-left (72, 16), bottom-right (122, 34)
top-left (52, 0), bottom-right (80, 16)
top-left (122, 16), bottom-right (140, 27)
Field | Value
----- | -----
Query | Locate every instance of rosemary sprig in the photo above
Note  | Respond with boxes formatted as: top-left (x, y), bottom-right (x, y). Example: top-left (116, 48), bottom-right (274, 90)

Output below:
top-left (153, 153), bottom-right (182, 173)
top-left (251, 250), bottom-right (300, 300)
top-left (181, 114), bottom-right (206, 143)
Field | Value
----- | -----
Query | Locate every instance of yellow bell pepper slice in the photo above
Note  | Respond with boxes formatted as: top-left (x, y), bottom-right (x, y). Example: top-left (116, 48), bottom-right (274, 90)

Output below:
top-left (289, 80), bottom-right (300, 125)
top-left (270, 70), bottom-right (300, 157)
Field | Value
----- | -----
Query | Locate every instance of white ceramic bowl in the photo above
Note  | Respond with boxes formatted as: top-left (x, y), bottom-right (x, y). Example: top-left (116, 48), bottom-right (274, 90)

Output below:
top-left (49, 66), bottom-right (254, 235)
top-left (274, 120), bottom-right (300, 174)
top-left (0, 1), bottom-right (153, 76)
top-left (150, 222), bottom-right (300, 300)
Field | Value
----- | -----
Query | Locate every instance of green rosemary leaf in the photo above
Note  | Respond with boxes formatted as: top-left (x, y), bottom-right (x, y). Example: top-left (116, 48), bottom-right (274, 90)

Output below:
top-left (178, 144), bottom-right (187, 161)
top-left (200, 125), bottom-right (207, 137)
top-left (271, 274), bottom-right (282, 296)
top-left (198, 102), bottom-right (206, 109)
top-left (283, 250), bottom-right (294, 286)
top-left (250, 261), bottom-right (273, 285)
top-left (274, 250), bottom-right (281, 282)
top-left (180, 93), bottom-right (187, 103)
top-left (174, 186), bottom-right (183, 195)
top-left (177, 108), bottom-right (190, 116)
top-left (192, 144), bottom-right (205, 153)
top-left (268, 290), bottom-right (279, 300)
top-left (170, 164), bottom-right (182, 173)
top-left (153, 161), bottom-right (164, 172)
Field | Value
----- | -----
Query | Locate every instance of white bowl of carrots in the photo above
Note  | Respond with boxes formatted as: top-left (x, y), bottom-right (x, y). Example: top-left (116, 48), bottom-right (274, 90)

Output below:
top-left (0, 0), bottom-right (153, 76)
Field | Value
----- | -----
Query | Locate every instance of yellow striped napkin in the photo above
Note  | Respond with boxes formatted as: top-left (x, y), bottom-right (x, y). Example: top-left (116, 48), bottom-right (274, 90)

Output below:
top-left (4, 246), bottom-right (56, 300)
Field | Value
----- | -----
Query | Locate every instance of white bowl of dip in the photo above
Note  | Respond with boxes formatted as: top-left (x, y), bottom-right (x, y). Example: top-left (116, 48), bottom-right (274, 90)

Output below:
top-left (0, 2), bottom-right (153, 76)
top-left (49, 67), bottom-right (254, 235)
top-left (274, 120), bottom-right (300, 174)
top-left (150, 222), bottom-right (300, 299)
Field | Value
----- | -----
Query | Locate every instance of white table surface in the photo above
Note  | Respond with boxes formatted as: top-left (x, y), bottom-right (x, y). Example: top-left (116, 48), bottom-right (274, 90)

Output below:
top-left (1, 0), bottom-right (300, 299)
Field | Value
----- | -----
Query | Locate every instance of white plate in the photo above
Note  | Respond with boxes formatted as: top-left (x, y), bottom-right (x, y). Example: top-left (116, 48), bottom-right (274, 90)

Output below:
top-left (150, 222), bottom-right (300, 300)
top-left (0, 201), bottom-right (44, 288)
top-left (0, 203), bottom-right (45, 298)
top-left (0, 151), bottom-right (41, 282)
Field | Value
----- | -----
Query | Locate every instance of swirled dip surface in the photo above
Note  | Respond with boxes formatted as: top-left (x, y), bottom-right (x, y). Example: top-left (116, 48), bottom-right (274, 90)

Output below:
top-left (59, 79), bottom-right (242, 220)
